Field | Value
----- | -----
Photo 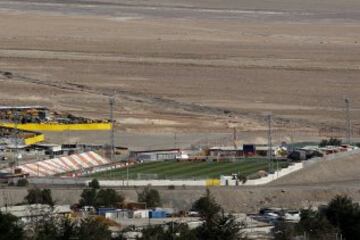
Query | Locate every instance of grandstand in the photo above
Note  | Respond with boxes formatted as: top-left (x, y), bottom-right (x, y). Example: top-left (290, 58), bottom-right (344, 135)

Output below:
top-left (0, 151), bottom-right (109, 177)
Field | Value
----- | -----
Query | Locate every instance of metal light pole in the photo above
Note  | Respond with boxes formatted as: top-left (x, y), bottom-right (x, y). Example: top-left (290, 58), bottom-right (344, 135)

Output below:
top-left (174, 132), bottom-right (177, 149)
top-left (233, 127), bottom-right (237, 149)
top-left (14, 110), bottom-right (20, 171)
top-left (109, 96), bottom-right (115, 161)
top-left (267, 113), bottom-right (272, 173)
top-left (345, 97), bottom-right (352, 145)
top-left (126, 162), bottom-right (129, 186)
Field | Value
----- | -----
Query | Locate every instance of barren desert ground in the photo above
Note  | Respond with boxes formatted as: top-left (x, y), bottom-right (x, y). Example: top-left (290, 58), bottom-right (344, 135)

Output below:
top-left (0, 0), bottom-right (360, 147)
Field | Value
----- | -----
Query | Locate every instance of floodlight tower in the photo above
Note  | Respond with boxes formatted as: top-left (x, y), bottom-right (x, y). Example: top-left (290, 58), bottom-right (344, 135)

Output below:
top-left (345, 97), bottom-right (352, 145)
top-left (267, 113), bottom-right (273, 173)
top-left (109, 96), bottom-right (115, 161)
top-left (14, 110), bottom-right (20, 170)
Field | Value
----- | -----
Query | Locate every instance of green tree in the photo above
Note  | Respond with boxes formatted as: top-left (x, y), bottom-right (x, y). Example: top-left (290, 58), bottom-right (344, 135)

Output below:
top-left (88, 179), bottom-right (100, 189)
top-left (192, 189), bottom-right (221, 225)
top-left (41, 189), bottom-right (54, 206)
top-left (79, 188), bottom-right (97, 207)
top-left (56, 218), bottom-right (78, 240)
top-left (192, 189), bottom-right (243, 240)
top-left (138, 186), bottom-right (161, 208)
top-left (31, 215), bottom-right (111, 240)
top-left (17, 178), bottom-right (29, 187)
top-left (25, 188), bottom-right (54, 206)
top-left (32, 216), bottom-right (58, 240)
top-left (0, 211), bottom-right (24, 240)
top-left (137, 223), bottom-right (197, 240)
top-left (325, 195), bottom-right (360, 240)
top-left (273, 220), bottom-right (296, 240)
top-left (77, 217), bottom-right (112, 240)
top-left (319, 138), bottom-right (342, 147)
top-left (296, 209), bottom-right (337, 240)
top-left (137, 225), bottom-right (165, 240)
top-left (80, 188), bottom-right (124, 208)
top-left (95, 189), bottom-right (124, 208)
top-left (212, 212), bottom-right (243, 240)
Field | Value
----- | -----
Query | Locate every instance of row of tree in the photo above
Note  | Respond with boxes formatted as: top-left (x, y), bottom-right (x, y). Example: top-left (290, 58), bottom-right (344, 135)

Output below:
top-left (23, 179), bottom-right (161, 210)
top-left (79, 179), bottom-right (161, 209)
top-left (274, 195), bottom-right (360, 240)
top-left (0, 211), bottom-right (115, 240)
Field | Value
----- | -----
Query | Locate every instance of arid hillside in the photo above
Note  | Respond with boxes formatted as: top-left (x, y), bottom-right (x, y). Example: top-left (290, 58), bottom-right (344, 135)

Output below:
top-left (0, 0), bottom-right (360, 146)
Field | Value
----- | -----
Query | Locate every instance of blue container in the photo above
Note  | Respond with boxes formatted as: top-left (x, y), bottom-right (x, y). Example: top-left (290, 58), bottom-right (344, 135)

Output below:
top-left (97, 208), bottom-right (116, 216)
top-left (149, 210), bottom-right (167, 219)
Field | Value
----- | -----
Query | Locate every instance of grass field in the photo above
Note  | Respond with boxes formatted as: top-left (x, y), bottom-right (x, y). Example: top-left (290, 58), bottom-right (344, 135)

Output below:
top-left (90, 159), bottom-right (288, 180)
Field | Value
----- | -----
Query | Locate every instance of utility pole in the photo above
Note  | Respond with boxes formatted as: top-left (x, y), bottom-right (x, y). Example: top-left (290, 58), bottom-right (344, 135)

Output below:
top-left (127, 163), bottom-right (129, 186)
top-left (233, 127), bottom-right (237, 149)
top-left (345, 97), bottom-right (352, 145)
top-left (267, 113), bottom-right (272, 173)
top-left (14, 110), bottom-right (19, 172)
top-left (109, 96), bottom-right (115, 161)
top-left (174, 132), bottom-right (177, 149)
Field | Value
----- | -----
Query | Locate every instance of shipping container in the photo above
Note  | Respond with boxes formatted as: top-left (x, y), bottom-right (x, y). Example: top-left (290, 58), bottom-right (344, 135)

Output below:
top-left (97, 208), bottom-right (116, 216)
top-left (149, 210), bottom-right (167, 219)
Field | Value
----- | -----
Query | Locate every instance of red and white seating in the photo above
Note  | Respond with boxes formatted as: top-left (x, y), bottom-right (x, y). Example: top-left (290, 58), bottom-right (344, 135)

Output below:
top-left (1, 151), bottom-right (109, 177)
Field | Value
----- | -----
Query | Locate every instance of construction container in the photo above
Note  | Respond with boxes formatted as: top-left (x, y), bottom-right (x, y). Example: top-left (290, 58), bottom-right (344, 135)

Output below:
top-left (96, 208), bottom-right (115, 216)
top-left (149, 210), bottom-right (167, 219)
top-left (131, 209), bottom-right (150, 219)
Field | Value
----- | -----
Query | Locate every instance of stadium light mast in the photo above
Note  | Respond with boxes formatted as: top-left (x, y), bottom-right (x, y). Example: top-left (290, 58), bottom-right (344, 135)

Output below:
top-left (14, 110), bottom-right (20, 171)
top-left (266, 113), bottom-right (273, 173)
top-left (345, 97), bottom-right (352, 145)
top-left (109, 96), bottom-right (115, 161)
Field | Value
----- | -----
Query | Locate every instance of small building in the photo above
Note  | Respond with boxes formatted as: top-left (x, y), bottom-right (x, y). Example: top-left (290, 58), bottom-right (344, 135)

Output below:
top-left (105, 209), bottom-right (150, 220)
top-left (34, 143), bottom-right (63, 156)
top-left (0, 204), bottom-right (71, 224)
top-left (207, 146), bottom-right (244, 158)
top-left (131, 209), bottom-right (150, 219)
top-left (255, 146), bottom-right (276, 157)
top-left (130, 149), bottom-right (187, 162)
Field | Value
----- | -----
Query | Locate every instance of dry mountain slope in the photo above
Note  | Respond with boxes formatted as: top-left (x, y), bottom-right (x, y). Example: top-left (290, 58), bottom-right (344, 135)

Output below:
top-left (271, 150), bottom-right (360, 186)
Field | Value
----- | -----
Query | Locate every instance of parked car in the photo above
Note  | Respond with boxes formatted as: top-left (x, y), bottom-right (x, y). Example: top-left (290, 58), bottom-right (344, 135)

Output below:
top-left (283, 210), bottom-right (300, 222)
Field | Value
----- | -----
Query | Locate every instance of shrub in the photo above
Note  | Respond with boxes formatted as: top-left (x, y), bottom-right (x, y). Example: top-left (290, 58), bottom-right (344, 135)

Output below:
top-left (88, 179), bottom-right (100, 189)
top-left (138, 186), bottom-right (161, 208)
top-left (25, 188), bottom-right (54, 206)
top-left (319, 138), bottom-right (342, 147)
top-left (17, 178), bottom-right (29, 187)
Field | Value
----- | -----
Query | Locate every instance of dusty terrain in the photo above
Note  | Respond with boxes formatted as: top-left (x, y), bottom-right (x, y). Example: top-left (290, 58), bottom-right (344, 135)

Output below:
top-left (0, 0), bottom-right (360, 147)
top-left (272, 150), bottom-right (360, 186)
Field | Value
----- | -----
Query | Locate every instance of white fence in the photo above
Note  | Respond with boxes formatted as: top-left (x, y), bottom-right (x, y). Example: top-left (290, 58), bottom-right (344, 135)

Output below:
top-left (220, 162), bottom-right (304, 186)
top-left (94, 179), bottom-right (208, 187)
